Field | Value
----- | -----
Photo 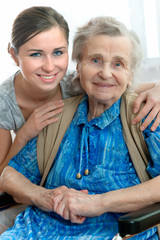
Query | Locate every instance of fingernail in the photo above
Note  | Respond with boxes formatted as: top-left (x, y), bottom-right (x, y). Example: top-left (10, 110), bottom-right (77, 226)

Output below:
top-left (133, 108), bottom-right (138, 114)
top-left (132, 120), bottom-right (136, 125)
top-left (151, 126), bottom-right (155, 132)
top-left (140, 126), bottom-right (145, 131)
top-left (58, 100), bottom-right (64, 104)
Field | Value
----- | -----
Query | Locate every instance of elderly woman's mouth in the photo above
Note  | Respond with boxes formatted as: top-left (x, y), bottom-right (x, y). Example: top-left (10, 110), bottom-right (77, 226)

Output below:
top-left (93, 82), bottom-right (115, 88)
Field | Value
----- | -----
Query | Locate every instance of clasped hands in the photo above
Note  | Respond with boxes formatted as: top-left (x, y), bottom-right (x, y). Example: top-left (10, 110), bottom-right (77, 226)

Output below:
top-left (36, 186), bottom-right (101, 224)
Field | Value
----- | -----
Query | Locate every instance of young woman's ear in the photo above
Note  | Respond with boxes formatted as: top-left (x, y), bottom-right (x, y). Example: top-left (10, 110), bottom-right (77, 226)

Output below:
top-left (10, 47), bottom-right (19, 66)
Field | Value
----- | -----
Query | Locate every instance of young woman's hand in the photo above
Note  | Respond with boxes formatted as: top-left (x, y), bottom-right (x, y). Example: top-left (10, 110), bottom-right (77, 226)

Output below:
top-left (132, 83), bottom-right (160, 131)
top-left (18, 100), bottom-right (64, 143)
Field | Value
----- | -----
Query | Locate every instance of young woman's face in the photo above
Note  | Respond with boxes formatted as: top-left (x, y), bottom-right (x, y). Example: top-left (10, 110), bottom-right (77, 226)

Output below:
top-left (14, 27), bottom-right (68, 92)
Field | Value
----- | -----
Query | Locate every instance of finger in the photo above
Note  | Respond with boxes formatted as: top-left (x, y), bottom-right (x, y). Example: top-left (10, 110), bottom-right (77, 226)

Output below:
top-left (26, 109), bottom-right (62, 135)
top-left (132, 104), bottom-right (151, 124)
top-left (62, 206), bottom-right (70, 220)
top-left (52, 194), bottom-right (63, 212)
top-left (132, 93), bottom-right (146, 114)
top-left (80, 190), bottom-right (88, 194)
top-left (139, 108), bottom-right (159, 131)
top-left (32, 100), bottom-right (64, 118)
top-left (52, 186), bottom-right (68, 197)
top-left (150, 112), bottom-right (160, 131)
top-left (39, 107), bottom-right (63, 124)
top-left (70, 213), bottom-right (86, 224)
top-left (52, 187), bottom-right (68, 211)
top-left (56, 199), bottom-right (66, 218)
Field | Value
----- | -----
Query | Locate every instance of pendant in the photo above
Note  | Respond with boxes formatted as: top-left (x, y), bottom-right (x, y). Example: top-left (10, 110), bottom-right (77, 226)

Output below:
top-left (84, 169), bottom-right (89, 175)
top-left (76, 173), bottom-right (82, 179)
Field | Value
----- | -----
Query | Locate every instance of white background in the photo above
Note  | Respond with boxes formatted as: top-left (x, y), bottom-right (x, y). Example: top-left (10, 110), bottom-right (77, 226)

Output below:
top-left (0, 0), bottom-right (159, 83)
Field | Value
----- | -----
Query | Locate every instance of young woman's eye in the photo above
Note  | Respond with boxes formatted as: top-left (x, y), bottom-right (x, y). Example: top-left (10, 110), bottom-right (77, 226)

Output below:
top-left (53, 51), bottom-right (62, 56)
top-left (30, 52), bottom-right (41, 57)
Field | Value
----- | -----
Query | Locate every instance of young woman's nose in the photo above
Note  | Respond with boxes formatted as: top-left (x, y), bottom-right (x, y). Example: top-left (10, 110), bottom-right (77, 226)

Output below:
top-left (42, 56), bottom-right (55, 72)
top-left (98, 63), bottom-right (113, 79)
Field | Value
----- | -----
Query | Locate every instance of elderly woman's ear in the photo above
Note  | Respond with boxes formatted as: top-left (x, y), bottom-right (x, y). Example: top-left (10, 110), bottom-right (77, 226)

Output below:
top-left (76, 63), bottom-right (80, 75)
top-left (127, 71), bottom-right (133, 88)
top-left (128, 79), bottom-right (132, 87)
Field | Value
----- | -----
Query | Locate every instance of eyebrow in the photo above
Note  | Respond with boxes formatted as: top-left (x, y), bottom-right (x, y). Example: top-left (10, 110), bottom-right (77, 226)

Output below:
top-left (88, 53), bottom-right (103, 59)
top-left (27, 46), bottom-right (67, 52)
top-left (113, 56), bottom-right (128, 65)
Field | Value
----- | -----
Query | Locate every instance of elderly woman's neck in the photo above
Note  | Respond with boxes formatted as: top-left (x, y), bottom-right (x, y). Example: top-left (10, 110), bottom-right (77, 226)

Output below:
top-left (88, 99), bottom-right (110, 121)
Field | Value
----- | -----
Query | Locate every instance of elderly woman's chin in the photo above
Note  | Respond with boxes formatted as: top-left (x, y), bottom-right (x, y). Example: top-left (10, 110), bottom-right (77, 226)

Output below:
top-left (88, 88), bottom-right (125, 108)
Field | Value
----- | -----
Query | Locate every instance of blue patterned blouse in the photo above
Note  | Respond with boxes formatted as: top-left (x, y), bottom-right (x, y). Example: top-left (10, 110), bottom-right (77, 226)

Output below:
top-left (1, 95), bottom-right (160, 240)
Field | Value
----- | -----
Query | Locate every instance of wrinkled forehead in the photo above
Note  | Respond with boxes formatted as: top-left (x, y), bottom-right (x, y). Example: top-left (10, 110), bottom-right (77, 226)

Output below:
top-left (82, 35), bottom-right (132, 63)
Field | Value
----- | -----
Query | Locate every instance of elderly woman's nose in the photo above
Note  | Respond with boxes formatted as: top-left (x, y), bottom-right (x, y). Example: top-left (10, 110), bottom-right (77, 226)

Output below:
top-left (98, 63), bottom-right (113, 79)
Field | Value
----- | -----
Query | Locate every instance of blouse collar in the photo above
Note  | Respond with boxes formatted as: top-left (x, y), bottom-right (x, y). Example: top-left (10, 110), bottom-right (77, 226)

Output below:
top-left (73, 95), bottom-right (121, 129)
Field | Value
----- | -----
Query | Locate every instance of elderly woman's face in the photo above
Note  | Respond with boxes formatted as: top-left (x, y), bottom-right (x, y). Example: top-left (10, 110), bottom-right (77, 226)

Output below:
top-left (77, 35), bottom-right (132, 108)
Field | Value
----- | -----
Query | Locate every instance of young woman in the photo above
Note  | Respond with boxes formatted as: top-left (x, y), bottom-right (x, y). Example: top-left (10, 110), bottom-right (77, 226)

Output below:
top-left (0, 6), bottom-right (71, 173)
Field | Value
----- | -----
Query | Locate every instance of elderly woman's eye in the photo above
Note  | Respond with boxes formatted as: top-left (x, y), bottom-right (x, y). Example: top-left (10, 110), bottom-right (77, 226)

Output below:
top-left (92, 58), bottom-right (100, 64)
top-left (93, 59), bottom-right (98, 63)
top-left (115, 62), bottom-right (122, 67)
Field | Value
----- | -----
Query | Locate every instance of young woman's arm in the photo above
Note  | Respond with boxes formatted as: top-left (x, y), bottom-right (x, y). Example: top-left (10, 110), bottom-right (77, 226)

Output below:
top-left (0, 129), bottom-right (12, 171)
top-left (0, 100), bottom-right (64, 174)
top-left (0, 128), bottom-right (29, 174)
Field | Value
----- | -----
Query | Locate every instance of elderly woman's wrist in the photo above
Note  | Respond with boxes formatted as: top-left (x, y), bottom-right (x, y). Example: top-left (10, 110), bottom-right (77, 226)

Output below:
top-left (98, 192), bottom-right (114, 214)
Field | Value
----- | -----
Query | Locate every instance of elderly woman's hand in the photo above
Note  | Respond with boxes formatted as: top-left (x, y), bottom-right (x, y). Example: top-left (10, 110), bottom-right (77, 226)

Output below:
top-left (32, 186), bottom-right (69, 212)
top-left (132, 83), bottom-right (160, 131)
top-left (52, 187), bottom-right (104, 223)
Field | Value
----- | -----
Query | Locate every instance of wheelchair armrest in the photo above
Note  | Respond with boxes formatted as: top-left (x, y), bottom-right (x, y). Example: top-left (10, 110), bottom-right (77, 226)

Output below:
top-left (118, 203), bottom-right (160, 237)
top-left (0, 192), bottom-right (16, 211)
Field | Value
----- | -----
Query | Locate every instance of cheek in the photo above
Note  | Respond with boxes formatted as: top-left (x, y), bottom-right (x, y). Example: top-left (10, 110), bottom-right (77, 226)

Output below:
top-left (20, 64), bottom-right (34, 76)
top-left (79, 72), bottom-right (88, 89)
top-left (118, 72), bottom-right (131, 87)
top-left (19, 59), bottom-right (35, 70)
top-left (80, 78), bottom-right (93, 97)
top-left (62, 57), bottom-right (69, 69)
top-left (62, 53), bottom-right (69, 63)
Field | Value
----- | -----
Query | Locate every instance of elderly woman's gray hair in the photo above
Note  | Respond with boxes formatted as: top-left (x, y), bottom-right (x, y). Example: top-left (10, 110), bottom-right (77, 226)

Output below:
top-left (72, 16), bottom-right (143, 75)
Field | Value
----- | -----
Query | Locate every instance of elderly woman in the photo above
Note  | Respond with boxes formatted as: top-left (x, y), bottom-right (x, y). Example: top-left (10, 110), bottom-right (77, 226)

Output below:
top-left (0, 17), bottom-right (160, 240)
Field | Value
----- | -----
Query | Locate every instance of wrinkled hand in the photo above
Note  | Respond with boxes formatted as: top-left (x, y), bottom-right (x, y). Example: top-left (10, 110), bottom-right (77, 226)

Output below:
top-left (53, 188), bottom-right (103, 224)
top-left (19, 100), bottom-right (64, 142)
top-left (33, 186), bottom-right (69, 212)
top-left (132, 84), bottom-right (160, 131)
